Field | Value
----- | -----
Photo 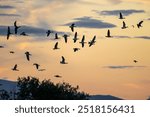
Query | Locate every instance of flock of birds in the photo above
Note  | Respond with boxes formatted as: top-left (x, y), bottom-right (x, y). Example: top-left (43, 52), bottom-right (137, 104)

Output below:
top-left (0, 12), bottom-right (144, 78)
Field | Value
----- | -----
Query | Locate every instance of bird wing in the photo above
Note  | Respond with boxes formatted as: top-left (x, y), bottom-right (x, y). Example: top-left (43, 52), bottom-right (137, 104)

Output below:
top-left (107, 30), bottom-right (110, 37)
top-left (139, 21), bottom-right (143, 25)
top-left (81, 35), bottom-right (85, 42)
top-left (62, 56), bottom-right (65, 62)
top-left (7, 33), bottom-right (10, 40)
top-left (55, 33), bottom-right (58, 39)
top-left (14, 21), bottom-right (17, 27)
top-left (82, 43), bottom-right (84, 48)
top-left (14, 64), bottom-right (17, 70)
top-left (7, 27), bottom-right (10, 40)
top-left (46, 32), bottom-right (49, 37)
top-left (64, 35), bottom-right (67, 43)
top-left (25, 52), bottom-right (30, 61)
top-left (74, 32), bottom-right (77, 39)
top-left (54, 42), bottom-right (58, 49)
top-left (36, 64), bottom-right (39, 69)
top-left (71, 27), bottom-right (74, 32)
top-left (26, 54), bottom-right (30, 61)
top-left (92, 36), bottom-right (96, 43)
top-left (123, 21), bottom-right (126, 27)
top-left (119, 12), bottom-right (123, 19)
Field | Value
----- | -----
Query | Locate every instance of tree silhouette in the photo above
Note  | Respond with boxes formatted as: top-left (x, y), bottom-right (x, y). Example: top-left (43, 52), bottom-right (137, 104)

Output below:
top-left (147, 96), bottom-right (150, 100)
top-left (0, 89), bottom-right (10, 100)
top-left (17, 76), bottom-right (89, 100)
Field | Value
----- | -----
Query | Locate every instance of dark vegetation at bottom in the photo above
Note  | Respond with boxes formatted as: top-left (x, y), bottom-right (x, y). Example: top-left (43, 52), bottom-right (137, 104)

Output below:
top-left (0, 76), bottom-right (89, 100)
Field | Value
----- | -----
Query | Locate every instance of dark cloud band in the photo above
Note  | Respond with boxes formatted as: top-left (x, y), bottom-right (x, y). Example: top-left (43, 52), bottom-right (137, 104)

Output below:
top-left (95, 9), bottom-right (145, 16)
top-left (65, 16), bottom-right (116, 29)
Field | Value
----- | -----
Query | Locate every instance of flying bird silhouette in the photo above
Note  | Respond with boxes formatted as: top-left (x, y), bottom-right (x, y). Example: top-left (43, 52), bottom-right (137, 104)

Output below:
top-left (53, 42), bottom-right (60, 50)
top-left (73, 32), bottom-right (78, 43)
top-left (79, 35), bottom-right (86, 48)
top-left (54, 75), bottom-right (62, 78)
top-left (33, 63), bottom-right (40, 70)
top-left (7, 26), bottom-right (12, 40)
top-left (106, 29), bottom-right (112, 38)
top-left (46, 30), bottom-right (53, 37)
top-left (137, 21), bottom-right (143, 28)
top-left (133, 60), bottom-right (138, 63)
top-left (25, 51), bottom-right (31, 61)
top-left (10, 51), bottom-right (15, 54)
top-left (88, 36), bottom-right (96, 47)
top-left (73, 48), bottom-right (80, 52)
top-left (14, 21), bottom-right (21, 34)
top-left (121, 21), bottom-right (128, 29)
top-left (12, 64), bottom-right (19, 71)
top-left (69, 23), bottom-right (76, 32)
top-left (20, 32), bottom-right (28, 36)
top-left (63, 34), bottom-right (69, 43)
top-left (119, 12), bottom-right (125, 19)
top-left (60, 56), bottom-right (68, 64)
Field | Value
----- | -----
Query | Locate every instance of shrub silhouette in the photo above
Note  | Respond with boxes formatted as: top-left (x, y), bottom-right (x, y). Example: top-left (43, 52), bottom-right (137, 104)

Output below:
top-left (0, 89), bottom-right (10, 100)
top-left (17, 76), bottom-right (89, 100)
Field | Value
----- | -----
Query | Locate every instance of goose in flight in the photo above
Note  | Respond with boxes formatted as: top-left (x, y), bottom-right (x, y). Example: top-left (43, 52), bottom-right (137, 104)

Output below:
top-left (106, 29), bottom-right (112, 38)
top-left (88, 36), bottom-right (96, 47)
top-left (73, 48), bottom-right (80, 52)
top-left (53, 42), bottom-right (60, 50)
top-left (20, 32), bottom-right (28, 36)
top-left (119, 12), bottom-right (125, 19)
top-left (60, 56), bottom-right (68, 64)
top-left (133, 60), bottom-right (138, 63)
top-left (7, 26), bottom-right (12, 40)
top-left (33, 63), bottom-right (40, 70)
top-left (63, 34), bottom-right (69, 43)
top-left (54, 75), bottom-right (62, 78)
top-left (121, 21), bottom-right (128, 29)
top-left (137, 21), bottom-right (143, 28)
top-left (25, 51), bottom-right (31, 61)
top-left (0, 46), bottom-right (4, 48)
top-left (14, 21), bottom-right (21, 34)
top-left (10, 51), bottom-right (15, 54)
top-left (69, 23), bottom-right (76, 32)
top-left (46, 30), bottom-right (53, 37)
top-left (12, 64), bottom-right (19, 71)
top-left (73, 32), bottom-right (78, 43)
top-left (79, 35), bottom-right (86, 48)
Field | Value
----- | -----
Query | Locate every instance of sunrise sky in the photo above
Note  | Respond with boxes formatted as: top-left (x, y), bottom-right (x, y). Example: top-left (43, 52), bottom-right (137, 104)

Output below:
top-left (0, 0), bottom-right (150, 99)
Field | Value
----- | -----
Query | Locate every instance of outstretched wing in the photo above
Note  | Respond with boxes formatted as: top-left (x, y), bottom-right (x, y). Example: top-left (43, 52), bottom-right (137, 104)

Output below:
top-left (54, 42), bottom-right (58, 49)
top-left (14, 21), bottom-right (17, 27)
top-left (139, 21), bottom-right (143, 25)
top-left (62, 56), bottom-right (65, 62)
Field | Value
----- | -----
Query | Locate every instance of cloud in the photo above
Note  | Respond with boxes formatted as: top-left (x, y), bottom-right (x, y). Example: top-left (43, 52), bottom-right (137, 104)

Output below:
top-left (0, 25), bottom-right (65, 37)
top-left (135, 36), bottom-right (150, 40)
top-left (147, 18), bottom-right (150, 20)
top-left (0, 25), bottom-right (47, 36)
top-left (107, 0), bottom-right (122, 4)
top-left (0, 5), bottom-right (14, 9)
top-left (65, 16), bottom-right (116, 29)
top-left (0, 13), bottom-right (20, 17)
top-left (104, 66), bottom-right (146, 69)
top-left (95, 9), bottom-right (145, 16)
top-left (113, 36), bottom-right (131, 39)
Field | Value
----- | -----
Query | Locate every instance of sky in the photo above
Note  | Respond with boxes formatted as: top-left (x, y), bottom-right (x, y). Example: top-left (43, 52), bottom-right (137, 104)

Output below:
top-left (0, 0), bottom-right (150, 99)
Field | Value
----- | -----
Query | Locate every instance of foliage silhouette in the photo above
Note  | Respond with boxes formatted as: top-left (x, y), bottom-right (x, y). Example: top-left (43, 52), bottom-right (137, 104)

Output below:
top-left (0, 89), bottom-right (10, 100)
top-left (17, 76), bottom-right (89, 100)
